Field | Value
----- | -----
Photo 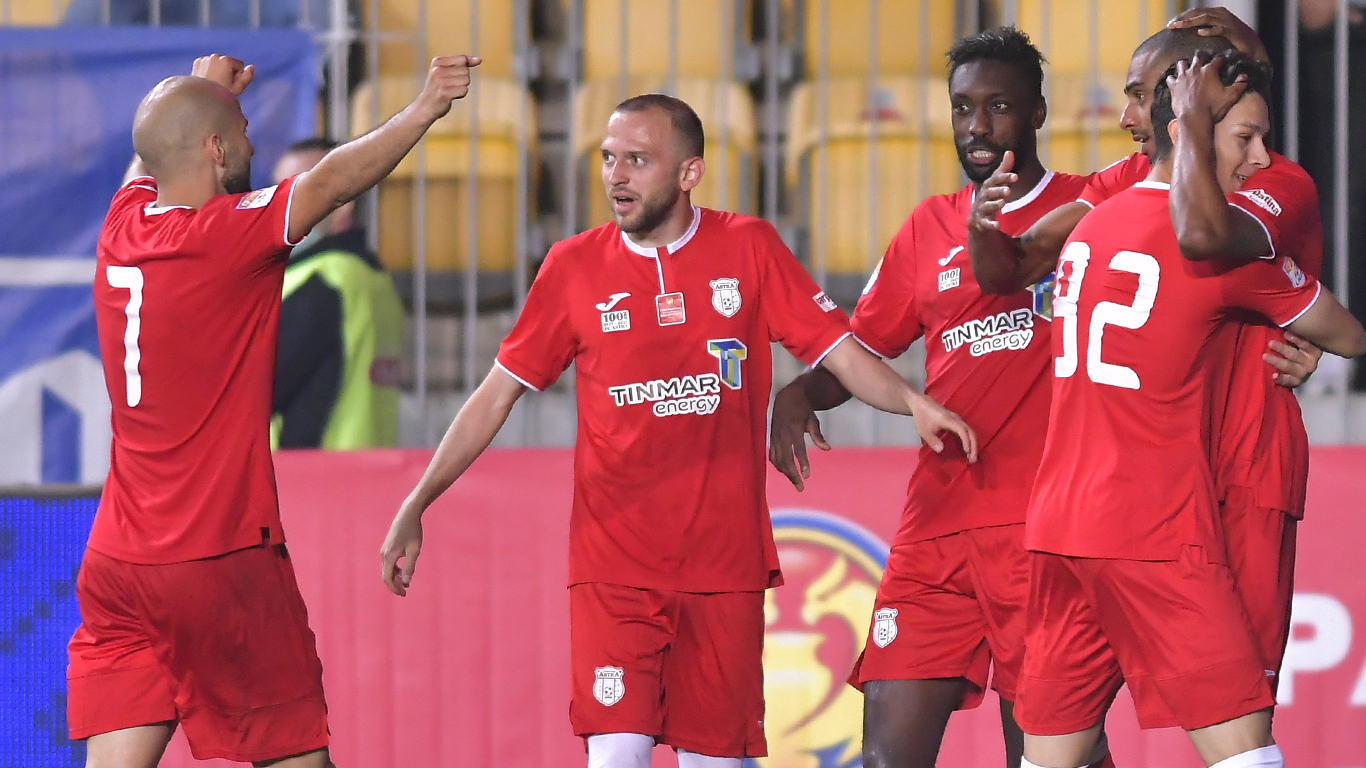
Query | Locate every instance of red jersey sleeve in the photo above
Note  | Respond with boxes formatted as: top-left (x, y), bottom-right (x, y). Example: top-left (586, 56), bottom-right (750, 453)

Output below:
top-left (496, 245), bottom-right (578, 390)
top-left (756, 224), bottom-right (852, 366)
top-left (1219, 254), bottom-right (1323, 328)
top-left (190, 175), bottom-right (302, 273)
top-left (1078, 153), bottom-right (1149, 207)
top-left (1228, 159), bottom-right (1321, 265)
top-left (849, 215), bottom-right (922, 358)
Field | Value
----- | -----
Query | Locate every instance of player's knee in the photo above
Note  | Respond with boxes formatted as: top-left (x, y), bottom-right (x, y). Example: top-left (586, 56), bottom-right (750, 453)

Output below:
top-left (586, 732), bottom-right (653, 768)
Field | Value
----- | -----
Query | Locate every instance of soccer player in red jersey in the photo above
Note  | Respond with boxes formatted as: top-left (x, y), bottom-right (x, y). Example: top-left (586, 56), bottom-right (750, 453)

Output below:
top-left (379, 95), bottom-right (976, 768)
top-left (768, 28), bottom-right (1093, 768)
top-left (68, 52), bottom-right (481, 768)
top-left (968, 15), bottom-right (1324, 695)
top-left (1012, 54), bottom-right (1366, 768)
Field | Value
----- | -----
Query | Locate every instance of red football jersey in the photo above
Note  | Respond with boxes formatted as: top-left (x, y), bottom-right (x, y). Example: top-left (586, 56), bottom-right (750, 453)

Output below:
top-left (89, 177), bottom-right (300, 564)
top-left (497, 208), bottom-right (850, 592)
top-left (854, 171), bottom-right (1090, 545)
top-left (1077, 152), bottom-right (1324, 516)
top-left (1026, 181), bottom-right (1321, 561)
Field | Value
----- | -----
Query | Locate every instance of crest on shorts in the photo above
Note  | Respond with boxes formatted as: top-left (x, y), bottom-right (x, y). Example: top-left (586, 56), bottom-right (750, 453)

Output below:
top-left (592, 666), bottom-right (625, 706)
top-left (710, 277), bottom-right (742, 318)
top-left (872, 607), bottom-right (899, 648)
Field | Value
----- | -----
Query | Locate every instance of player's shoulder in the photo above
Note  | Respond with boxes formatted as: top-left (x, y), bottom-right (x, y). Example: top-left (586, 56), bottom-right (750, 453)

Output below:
top-left (1239, 153), bottom-right (1317, 213)
top-left (1046, 170), bottom-right (1092, 198)
top-left (545, 221), bottom-right (620, 262)
top-left (698, 207), bottom-right (783, 242)
top-left (109, 177), bottom-right (159, 211)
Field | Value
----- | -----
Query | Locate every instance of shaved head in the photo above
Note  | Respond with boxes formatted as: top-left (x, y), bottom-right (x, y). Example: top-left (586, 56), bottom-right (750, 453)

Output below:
top-left (132, 75), bottom-right (253, 193)
top-left (1135, 27), bottom-right (1238, 71)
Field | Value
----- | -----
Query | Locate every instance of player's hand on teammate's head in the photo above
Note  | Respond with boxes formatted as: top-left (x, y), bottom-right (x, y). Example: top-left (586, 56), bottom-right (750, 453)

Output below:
top-left (768, 382), bottom-right (830, 492)
top-left (1265, 331), bottom-right (1324, 389)
top-left (1167, 7), bottom-right (1270, 64)
top-left (380, 507), bottom-right (424, 597)
top-left (967, 150), bottom-right (1017, 233)
top-left (191, 54), bottom-right (255, 96)
top-left (1167, 51), bottom-right (1248, 125)
top-left (415, 54), bottom-right (483, 123)
top-left (911, 397), bottom-right (979, 464)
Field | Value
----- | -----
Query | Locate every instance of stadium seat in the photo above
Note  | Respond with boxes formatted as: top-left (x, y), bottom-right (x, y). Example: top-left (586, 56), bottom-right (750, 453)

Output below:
top-left (786, 76), bottom-right (962, 294)
top-left (368, 0), bottom-right (517, 79)
top-left (350, 75), bottom-right (537, 277)
top-left (2, 0), bottom-right (69, 24)
top-left (1042, 71), bottom-right (1139, 176)
top-left (573, 76), bottom-right (757, 229)
top-left (579, 0), bottom-right (753, 81)
top-left (801, 0), bottom-right (957, 78)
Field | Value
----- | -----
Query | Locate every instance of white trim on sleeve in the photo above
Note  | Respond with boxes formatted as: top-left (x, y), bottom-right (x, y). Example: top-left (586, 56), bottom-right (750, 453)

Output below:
top-left (1229, 202), bottom-right (1276, 260)
top-left (1074, 198), bottom-right (1096, 209)
top-left (810, 331), bottom-right (853, 368)
top-left (852, 334), bottom-right (886, 359)
top-left (282, 177), bottom-right (303, 246)
top-left (494, 359), bottom-right (542, 392)
top-left (1280, 282), bottom-right (1322, 328)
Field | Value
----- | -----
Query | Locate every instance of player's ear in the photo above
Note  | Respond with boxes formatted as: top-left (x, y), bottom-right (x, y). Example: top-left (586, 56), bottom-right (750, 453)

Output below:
top-left (678, 156), bottom-right (705, 193)
top-left (1033, 95), bottom-right (1047, 130)
top-left (208, 133), bottom-right (226, 169)
top-left (1165, 117), bottom-right (1180, 146)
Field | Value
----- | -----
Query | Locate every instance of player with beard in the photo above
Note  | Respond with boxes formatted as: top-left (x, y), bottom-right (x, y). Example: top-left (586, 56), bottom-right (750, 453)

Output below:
top-left (967, 11), bottom-right (1324, 702)
top-left (380, 94), bottom-right (976, 768)
top-left (69, 51), bottom-right (480, 767)
top-left (769, 28), bottom-right (1104, 768)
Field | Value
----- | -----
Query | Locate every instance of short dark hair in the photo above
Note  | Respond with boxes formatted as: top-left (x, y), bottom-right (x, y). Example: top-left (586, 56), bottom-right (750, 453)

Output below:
top-left (1135, 26), bottom-right (1239, 70)
top-left (285, 136), bottom-right (338, 155)
top-left (613, 93), bottom-right (706, 160)
top-left (1150, 50), bottom-right (1273, 162)
top-left (946, 26), bottom-right (1046, 100)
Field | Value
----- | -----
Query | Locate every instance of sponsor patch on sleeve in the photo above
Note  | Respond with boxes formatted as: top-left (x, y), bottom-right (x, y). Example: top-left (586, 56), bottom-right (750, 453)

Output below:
top-left (1235, 188), bottom-right (1282, 217)
top-left (813, 291), bottom-right (838, 312)
top-left (236, 185), bottom-right (278, 210)
top-left (1282, 257), bottom-right (1307, 288)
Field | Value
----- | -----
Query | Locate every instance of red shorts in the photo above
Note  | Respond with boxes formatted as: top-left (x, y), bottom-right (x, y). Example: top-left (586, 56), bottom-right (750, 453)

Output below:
top-left (1224, 486), bottom-right (1297, 684)
top-left (67, 545), bottom-right (329, 762)
top-left (1015, 548), bottom-right (1275, 736)
top-left (849, 524), bottom-right (1029, 708)
top-left (569, 583), bottom-right (766, 758)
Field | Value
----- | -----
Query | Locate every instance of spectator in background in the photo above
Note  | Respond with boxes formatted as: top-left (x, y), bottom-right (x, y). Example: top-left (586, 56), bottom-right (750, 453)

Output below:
top-left (63, 0), bottom-right (332, 27)
top-left (270, 138), bottom-right (405, 449)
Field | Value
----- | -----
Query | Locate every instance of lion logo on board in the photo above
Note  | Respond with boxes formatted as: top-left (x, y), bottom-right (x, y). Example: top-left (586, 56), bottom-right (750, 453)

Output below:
top-left (592, 666), bottom-right (625, 706)
top-left (710, 277), bottom-right (742, 318)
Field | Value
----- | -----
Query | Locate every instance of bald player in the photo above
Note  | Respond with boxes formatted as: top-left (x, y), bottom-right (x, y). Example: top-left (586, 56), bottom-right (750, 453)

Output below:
top-left (67, 52), bottom-right (479, 768)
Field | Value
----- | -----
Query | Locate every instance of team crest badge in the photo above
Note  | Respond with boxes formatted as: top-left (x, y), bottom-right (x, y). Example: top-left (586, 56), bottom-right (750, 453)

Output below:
top-left (1283, 258), bottom-right (1307, 288)
top-left (872, 607), bottom-right (899, 648)
top-left (592, 666), bottom-right (625, 706)
top-left (710, 277), bottom-right (742, 318)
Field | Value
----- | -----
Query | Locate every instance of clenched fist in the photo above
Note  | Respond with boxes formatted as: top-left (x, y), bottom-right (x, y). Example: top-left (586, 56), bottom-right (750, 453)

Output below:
top-left (191, 53), bottom-right (254, 96)
top-left (415, 54), bottom-right (483, 123)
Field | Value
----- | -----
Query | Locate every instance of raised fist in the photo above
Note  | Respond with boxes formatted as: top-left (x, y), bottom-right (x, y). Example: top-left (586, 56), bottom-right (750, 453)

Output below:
top-left (415, 54), bottom-right (483, 122)
top-left (191, 54), bottom-right (255, 96)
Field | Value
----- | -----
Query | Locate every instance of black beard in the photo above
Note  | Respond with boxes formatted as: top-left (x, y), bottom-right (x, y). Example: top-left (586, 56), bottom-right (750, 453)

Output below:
top-left (617, 188), bottom-right (678, 237)
top-left (956, 141), bottom-right (1008, 184)
top-left (223, 165), bottom-right (252, 195)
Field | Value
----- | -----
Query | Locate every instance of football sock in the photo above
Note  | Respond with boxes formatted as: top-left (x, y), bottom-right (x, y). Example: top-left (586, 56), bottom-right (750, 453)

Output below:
top-left (587, 733), bottom-right (654, 768)
top-left (676, 749), bottom-right (743, 767)
top-left (1208, 745), bottom-right (1284, 768)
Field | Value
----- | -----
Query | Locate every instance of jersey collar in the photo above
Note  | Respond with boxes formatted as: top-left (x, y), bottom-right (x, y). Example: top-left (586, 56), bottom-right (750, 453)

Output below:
top-left (620, 206), bottom-right (701, 257)
top-left (1134, 180), bottom-right (1170, 190)
top-left (145, 204), bottom-right (193, 215)
top-left (997, 169), bottom-right (1056, 214)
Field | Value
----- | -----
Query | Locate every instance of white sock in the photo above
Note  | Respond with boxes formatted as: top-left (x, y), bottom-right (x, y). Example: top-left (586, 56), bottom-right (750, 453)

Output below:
top-left (1208, 745), bottom-right (1284, 768)
top-left (587, 733), bottom-right (654, 768)
top-left (676, 749), bottom-right (743, 768)
top-left (1021, 757), bottom-right (1093, 768)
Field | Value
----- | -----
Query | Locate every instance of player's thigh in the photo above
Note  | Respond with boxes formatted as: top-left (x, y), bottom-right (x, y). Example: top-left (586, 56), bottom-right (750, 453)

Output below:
top-left (1014, 553), bottom-right (1123, 739)
top-left (662, 590), bottom-right (766, 758)
top-left (1085, 549), bottom-right (1274, 732)
top-left (861, 678), bottom-right (967, 768)
top-left (84, 722), bottom-right (177, 768)
top-left (965, 524), bottom-right (1031, 703)
top-left (138, 545), bottom-right (329, 762)
top-left (569, 583), bottom-right (675, 738)
top-left (68, 550), bottom-right (178, 741)
top-left (855, 535), bottom-right (991, 706)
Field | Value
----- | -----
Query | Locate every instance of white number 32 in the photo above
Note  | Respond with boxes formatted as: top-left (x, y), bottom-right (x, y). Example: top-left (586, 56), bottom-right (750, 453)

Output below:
top-left (1053, 242), bottom-right (1161, 390)
top-left (106, 265), bottom-right (144, 407)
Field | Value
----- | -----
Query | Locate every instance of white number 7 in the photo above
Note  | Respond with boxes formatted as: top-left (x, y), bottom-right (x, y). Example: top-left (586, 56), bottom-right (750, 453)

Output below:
top-left (106, 265), bottom-right (144, 407)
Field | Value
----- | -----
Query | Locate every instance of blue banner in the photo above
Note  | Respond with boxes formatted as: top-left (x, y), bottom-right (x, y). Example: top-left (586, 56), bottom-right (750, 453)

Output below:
top-left (0, 28), bottom-right (319, 485)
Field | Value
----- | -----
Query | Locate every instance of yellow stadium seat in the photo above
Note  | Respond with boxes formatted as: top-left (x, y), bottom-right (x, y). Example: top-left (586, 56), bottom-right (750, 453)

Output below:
top-left (2, 0), bottom-right (69, 25)
top-left (1042, 72), bottom-right (1141, 175)
top-left (1014, 0), bottom-right (1171, 75)
top-left (368, 0), bottom-right (517, 79)
top-left (579, 0), bottom-right (753, 81)
top-left (573, 76), bottom-right (757, 229)
top-left (351, 76), bottom-right (537, 275)
top-left (802, 0), bottom-right (957, 77)
top-left (787, 76), bottom-right (962, 279)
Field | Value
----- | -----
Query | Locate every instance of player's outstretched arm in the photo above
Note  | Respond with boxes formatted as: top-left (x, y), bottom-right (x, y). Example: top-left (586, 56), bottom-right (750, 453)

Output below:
top-left (819, 337), bottom-right (978, 462)
top-left (1284, 290), bottom-right (1366, 360)
top-left (768, 369), bottom-right (853, 492)
top-left (289, 54), bottom-right (482, 244)
top-left (968, 151), bottom-right (1083, 294)
top-left (1166, 55), bottom-right (1271, 262)
top-left (381, 363), bottom-right (525, 597)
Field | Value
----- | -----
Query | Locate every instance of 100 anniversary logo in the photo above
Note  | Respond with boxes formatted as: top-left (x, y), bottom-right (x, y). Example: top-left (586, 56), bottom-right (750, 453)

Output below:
top-left (746, 510), bottom-right (889, 768)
